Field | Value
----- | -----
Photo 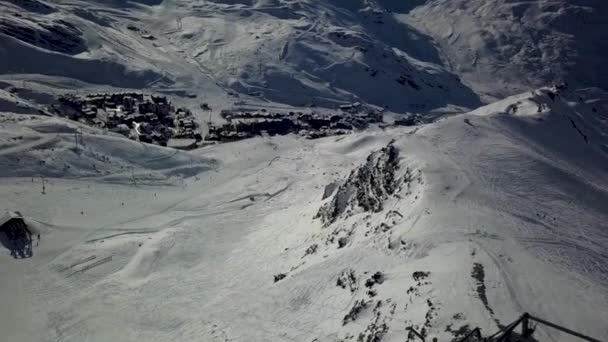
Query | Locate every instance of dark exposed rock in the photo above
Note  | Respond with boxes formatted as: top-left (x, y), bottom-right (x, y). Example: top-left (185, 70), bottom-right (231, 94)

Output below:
top-left (372, 223), bottom-right (391, 233)
top-left (337, 269), bottom-right (358, 292)
top-left (343, 299), bottom-right (369, 325)
top-left (337, 236), bottom-right (349, 248)
top-left (302, 243), bottom-right (318, 257)
top-left (445, 324), bottom-right (473, 340)
top-left (273, 273), bottom-right (287, 283)
top-left (471, 263), bottom-right (496, 319)
top-left (423, 299), bottom-right (439, 330)
top-left (315, 144), bottom-right (400, 226)
top-left (452, 313), bottom-right (465, 320)
top-left (357, 321), bottom-right (388, 342)
top-left (357, 301), bottom-right (390, 342)
top-left (372, 272), bottom-right (384, 283)
top-left (412, 271), bottom-right (430, 282)
top-left (365, 272), bottom-right (385, 288)
top-left (322, 181), bottom-right (338, 200)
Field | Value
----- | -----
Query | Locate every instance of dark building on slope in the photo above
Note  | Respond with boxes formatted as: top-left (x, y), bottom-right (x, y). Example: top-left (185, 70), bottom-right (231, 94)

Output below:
top-left (0, 211), bottom-right (34, 258)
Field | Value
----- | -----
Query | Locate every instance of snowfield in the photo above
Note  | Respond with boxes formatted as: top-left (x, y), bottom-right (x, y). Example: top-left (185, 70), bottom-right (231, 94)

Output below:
top-left (1, 0), bottom-right (607, 341)
top-left (2, 86), bottom-right (607, 341)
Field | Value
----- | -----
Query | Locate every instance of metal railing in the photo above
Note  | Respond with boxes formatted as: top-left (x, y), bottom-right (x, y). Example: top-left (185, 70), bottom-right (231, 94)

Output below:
top-left (407, 312), bottom-right (603, 342)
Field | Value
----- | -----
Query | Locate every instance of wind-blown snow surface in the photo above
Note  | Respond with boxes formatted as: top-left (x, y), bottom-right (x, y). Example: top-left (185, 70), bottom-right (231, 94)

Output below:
top-left (1, 0), bottom-right (608, 341)
top-left (1, 87), bottom-right (607, 341)
top-left (401, 0), bottom-right (608, 101)
top-left (2, 0), bottom-right (607, 113)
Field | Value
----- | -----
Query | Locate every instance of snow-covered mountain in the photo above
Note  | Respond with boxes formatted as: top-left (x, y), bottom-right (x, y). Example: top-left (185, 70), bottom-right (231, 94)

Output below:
top-left (1, 1), bottom-right (607, 341)
top-left (2, 0), bottom-right (606, 111)
top-left (403, 0), bottom-right (608, 101)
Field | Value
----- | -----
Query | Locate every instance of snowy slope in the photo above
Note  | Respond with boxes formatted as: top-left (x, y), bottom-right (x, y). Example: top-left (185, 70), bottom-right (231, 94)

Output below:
top-left (1, 0), bottom-right (608, 341)
top-left (0, 0), bottom-right (483, 113)
top-left (161, 0), bottom-right (482, 112)
top-left (1, 86), bottom-right (607, 341)
top-left (2, 0), bottom-right (607, 112)
top-left (401, 0), bottom-right (608, 101)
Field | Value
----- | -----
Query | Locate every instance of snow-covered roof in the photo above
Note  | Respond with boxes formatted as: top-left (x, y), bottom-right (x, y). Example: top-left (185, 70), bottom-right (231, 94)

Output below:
top-left (0, 211), bottom-right (24, 227)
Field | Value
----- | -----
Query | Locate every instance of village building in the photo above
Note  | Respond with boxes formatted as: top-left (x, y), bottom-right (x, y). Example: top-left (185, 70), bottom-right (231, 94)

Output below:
top-left (112, 123), bottom-right (131, 135)
top-left (208, 108), bottom-right (383, 143)
top-left (57, 92), bottom-right (201, 148)
top-left (0, 211), bottom-right (28, 234)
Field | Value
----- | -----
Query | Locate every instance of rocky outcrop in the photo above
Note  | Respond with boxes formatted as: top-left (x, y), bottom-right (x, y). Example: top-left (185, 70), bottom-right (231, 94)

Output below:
top-left (315, 143), bottom-right (400, 226)
top-left (336, 269), bottom-right (358, 293)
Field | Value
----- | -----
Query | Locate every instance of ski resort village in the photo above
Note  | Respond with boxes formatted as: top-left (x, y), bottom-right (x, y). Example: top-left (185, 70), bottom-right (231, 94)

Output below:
top-left (55, 92), bottom-right (201, 146)
top-left (0, 0), bottom-right (607, 342)
top-left (52, 91), bottom-right (386, 147)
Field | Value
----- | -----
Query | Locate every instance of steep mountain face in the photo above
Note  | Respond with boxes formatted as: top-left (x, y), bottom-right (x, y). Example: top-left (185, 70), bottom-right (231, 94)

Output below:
top-left (2, 0), bottom-right (606, 113)
top-left (177, 0), bottom-right (482, 111)
top-left (401, 0), bottom-right (608, 100)
top-left (315, 143), bottom-right (402, 226)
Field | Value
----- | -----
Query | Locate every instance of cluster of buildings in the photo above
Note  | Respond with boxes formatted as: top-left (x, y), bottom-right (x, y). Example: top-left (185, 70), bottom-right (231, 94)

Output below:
top-left (55, 92), bottom-right (201, 146)
top-left (206, 109), bottom-right (383, 142)
top-left (393, 114), bottom-right (422, 127)
top-left (52, 93), bottom-right (394, 147)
